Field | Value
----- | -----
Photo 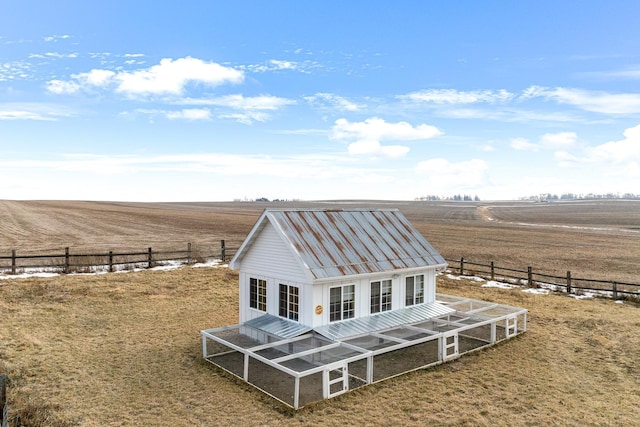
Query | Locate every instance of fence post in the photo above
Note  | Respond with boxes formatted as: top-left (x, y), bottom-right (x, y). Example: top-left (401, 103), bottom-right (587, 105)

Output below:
top-left (221, 240), bottom-right (226, 262)
top-left (148, 247), bottom-right (153, 269)
top-left (187, 243), bottom-right (192, 264)
top-left (527, 266), bottom-right (533, 287)
top-left (490, 261), bottom-right (495, 280)
top-left (11, 250), bottom-right (16, 275)
top-left (566, 271), bottom-right (572, 294)
top-left (612, 281), bottom-right (618, 300)
top-left (109, 251), bottom-right (113, 273)
top-left (1, 373), bottom-right (6, 427)
top-left (459, 257), bottom-right (464, 276)
top-left (64, 247), bottom-right (70, 274)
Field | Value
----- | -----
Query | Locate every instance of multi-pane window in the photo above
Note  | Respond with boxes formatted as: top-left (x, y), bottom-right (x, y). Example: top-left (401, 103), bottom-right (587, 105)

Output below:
top-left (329, 285), bottom-right (355, 322)
top-left (370, 279), bottom-right (392, 314)
top-left (405, 274), bottom-right (425, 306)
top-left (249, 277), bottom-right (267, 311)
top-left (279, 284), bottom-right (299, 321)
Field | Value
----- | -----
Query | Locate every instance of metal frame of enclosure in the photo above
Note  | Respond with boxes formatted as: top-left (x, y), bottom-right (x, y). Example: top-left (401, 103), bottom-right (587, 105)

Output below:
top-left (201, 294), bottom-right (527, 409)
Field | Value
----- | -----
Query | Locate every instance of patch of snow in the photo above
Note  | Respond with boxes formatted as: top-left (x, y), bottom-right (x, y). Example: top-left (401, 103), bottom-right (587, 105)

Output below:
top-left (193, 259), bottom-right (224, 268)
top-left (482, 281), bottom-right (518, 289)
top-left (150, 261), bottom-right (184, 271)
top-left (615, 300), bottom-right (624, 304)
top-left (522, 288), bottom-right (550, 295)
top-left (460, 275), bottom-right (485, 282)
top-left (568, 292), bottom-right (596, 300)
top-left (0, 272), bottom-right (60, 280)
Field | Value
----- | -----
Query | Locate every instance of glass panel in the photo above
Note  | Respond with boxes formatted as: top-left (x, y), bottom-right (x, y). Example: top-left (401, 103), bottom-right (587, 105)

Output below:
top-left (343, 285), bottom-right (355, 319)
top-left (289, 286), bottom-right (299, 321)
top-left (250, 277), bottom-right (257, 309)
top-left (279, 284), bottom-right (287, 317)
top-left (257, 279), bottom-right (267, 311)
top-left (381, 279), bottom-right (392, 312)
top-left (416, 275), bottom-right (424, 304)
top-left (330, 287), bottom-right (341, 322)
top-left (370, 281), bottom-right (381, 313)
top-left (405, 276), bottom-right (414, 306)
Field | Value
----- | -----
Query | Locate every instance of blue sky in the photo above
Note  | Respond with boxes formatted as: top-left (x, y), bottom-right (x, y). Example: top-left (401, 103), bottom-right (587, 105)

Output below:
top-left (1, 1), bottom-right (640, 201)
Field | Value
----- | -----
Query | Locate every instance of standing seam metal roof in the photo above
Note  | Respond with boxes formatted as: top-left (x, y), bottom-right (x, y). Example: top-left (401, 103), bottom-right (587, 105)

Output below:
top-left (260, 208), bottom-right (446, 280)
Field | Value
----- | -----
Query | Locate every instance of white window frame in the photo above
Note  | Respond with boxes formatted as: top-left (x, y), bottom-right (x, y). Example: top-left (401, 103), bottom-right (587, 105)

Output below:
top-left (329, 284), bottom-right (355, 322)
top-left (370, 279), bottom-right (392, 314)
top-left (249, 277), bottom-right (267, 312)
top-left (279, 284), bottom-right (299, 321)
top-left (405, 274), bottom-right (425, 306)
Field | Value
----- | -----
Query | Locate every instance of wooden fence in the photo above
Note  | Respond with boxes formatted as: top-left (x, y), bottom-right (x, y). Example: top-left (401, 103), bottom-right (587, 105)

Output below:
top-left (0, 242), bottom-right (637, 299)
top-left (1, 374), bottom-right (6, 427)
top-left (0, 241), bottom-right (237, 276)
top-left (446, 257), bottom-right (640, 299)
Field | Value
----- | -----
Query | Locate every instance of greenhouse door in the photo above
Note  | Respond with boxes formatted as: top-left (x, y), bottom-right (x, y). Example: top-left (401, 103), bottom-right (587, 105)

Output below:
top-left (323, 364), bottom-right (349, 398)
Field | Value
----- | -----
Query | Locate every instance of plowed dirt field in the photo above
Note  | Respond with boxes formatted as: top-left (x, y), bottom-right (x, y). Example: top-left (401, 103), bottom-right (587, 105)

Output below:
top-left (0, 199), bottom-right (638, 283)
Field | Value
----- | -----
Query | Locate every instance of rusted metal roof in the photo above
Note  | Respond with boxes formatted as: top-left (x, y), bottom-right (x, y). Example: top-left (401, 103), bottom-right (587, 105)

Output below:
top-left (256, 208), bottom-right (446, 280)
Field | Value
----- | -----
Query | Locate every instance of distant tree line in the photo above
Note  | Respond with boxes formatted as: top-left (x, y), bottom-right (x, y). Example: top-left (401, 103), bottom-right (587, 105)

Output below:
top-left (233, 197), bottom-right (300, 202)
top-left (520, 193), bottom-right (640, 201)
top-left (415, 195), bottom-right (481, 201)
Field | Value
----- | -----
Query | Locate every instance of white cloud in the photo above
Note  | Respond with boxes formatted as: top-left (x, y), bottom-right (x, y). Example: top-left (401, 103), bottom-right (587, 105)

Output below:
top-left (540, 132), bottom-right (577, 149)
top-left (43, 35), bottom-right (71, 42)
top-left (244, 59), bottom-right (319, 74)
top-left (416, 158), bottom-right (490, 189)
top-left (165, 108), bottom-right (211, 121)
top-left (331, 117), bottom-right (441, 159)
top-left (347, 139), bottom-right (410, 158)
top-left (44, 52), bottom-right (78, 59)
top-left (511, 132), bottom-right (578, 152)
top-left (332, 117), bottom-right (442, 141)
top-left (583, 124), bottom-right (640, 163)
top-left (523, 86), bottom-right (640, 114)
top-left (0, 60), bottom-right (33, 81)
top-left (115, 57), bottom-right (244, 96)
top-left (0, 103), bottom-right (74, 121)
top-left (175, 94), bottom-right (293, 124)
top-left (46, 57), bottom-right (244, 97)
top-left (218, 111), bottom-right (270, 125)
top-left (181, 94), bottom-right (295, 110)
top-left (304, 93), bottom-right (361, 111)
top-left (74, 69), bottom-right (116, 86)
top-left (579, 66), bottom-right (640, 80)
top-left (510, 137), bottom-right (539, 152)
top-left (399, 89), bottom-right (514, 104)
top-left (0, 110), bottom-right (56, 121)
top-left (45, 79), bottom-right (81, 94)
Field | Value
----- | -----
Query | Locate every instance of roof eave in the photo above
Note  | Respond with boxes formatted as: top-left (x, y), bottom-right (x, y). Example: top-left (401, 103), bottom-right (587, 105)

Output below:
top-left (311, 262), bottom-right (448, 284)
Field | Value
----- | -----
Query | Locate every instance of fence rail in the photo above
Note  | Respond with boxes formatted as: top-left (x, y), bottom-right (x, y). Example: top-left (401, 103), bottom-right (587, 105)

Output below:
top-left (0, 241), bottom-right (238, 276)
top-left (0, 242), bottom-right (637, 299)
top-left (445, 257), bottom-right (640, 299)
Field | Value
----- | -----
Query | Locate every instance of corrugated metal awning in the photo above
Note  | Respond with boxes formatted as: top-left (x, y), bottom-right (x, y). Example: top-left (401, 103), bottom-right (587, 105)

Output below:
top-left (314, 302), bottom-right (455, 341)
top-left (245, 314), bottom-right (313, 339)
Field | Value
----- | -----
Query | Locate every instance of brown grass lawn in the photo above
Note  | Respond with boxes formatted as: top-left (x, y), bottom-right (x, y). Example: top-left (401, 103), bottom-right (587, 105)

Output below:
top-left (1, 266), bottom-right (638, 426)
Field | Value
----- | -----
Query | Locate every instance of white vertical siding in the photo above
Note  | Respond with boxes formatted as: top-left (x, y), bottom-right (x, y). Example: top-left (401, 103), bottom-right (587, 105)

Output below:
top-left (239, 222), bottom-right (310, 283)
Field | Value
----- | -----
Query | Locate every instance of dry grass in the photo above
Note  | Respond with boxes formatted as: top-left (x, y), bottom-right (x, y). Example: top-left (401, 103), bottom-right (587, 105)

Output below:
top-left (1, 266), bottom-right (638, 426)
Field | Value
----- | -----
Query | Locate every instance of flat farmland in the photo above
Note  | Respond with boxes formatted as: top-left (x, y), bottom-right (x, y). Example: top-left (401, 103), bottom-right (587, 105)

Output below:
top-left (0, 199), bottom-right (638, 284)
top-left (1, 199), bottom-right (639, 426)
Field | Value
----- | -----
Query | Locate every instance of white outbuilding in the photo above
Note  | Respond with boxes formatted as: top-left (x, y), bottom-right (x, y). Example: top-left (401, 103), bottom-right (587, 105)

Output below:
top-left (202, 208), bottom-right (527, 409)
